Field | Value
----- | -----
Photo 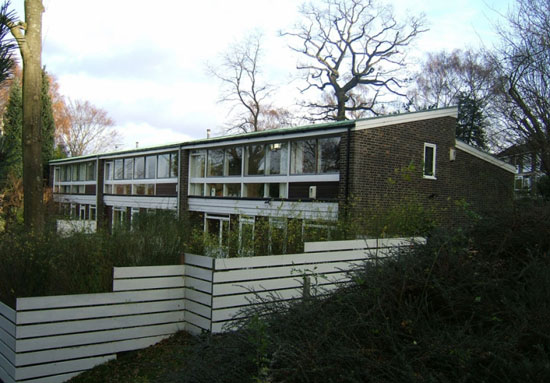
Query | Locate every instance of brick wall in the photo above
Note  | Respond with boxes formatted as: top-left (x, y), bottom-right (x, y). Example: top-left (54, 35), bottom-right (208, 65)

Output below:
top-left (339, 116), bottom-right (514, 227)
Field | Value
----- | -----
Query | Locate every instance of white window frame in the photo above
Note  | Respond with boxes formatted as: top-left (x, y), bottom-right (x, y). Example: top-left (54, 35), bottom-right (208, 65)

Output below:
top-left (423, 143), bottom-right (437, 179)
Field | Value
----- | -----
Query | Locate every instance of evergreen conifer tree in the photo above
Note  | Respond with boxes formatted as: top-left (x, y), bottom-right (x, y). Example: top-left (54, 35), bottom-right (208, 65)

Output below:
top-left (41, 69), bottom-right (55, 176)
top-left (456, 93), bottom-right (488, 150)
top-left (0, 78), bottom-right (23, 184)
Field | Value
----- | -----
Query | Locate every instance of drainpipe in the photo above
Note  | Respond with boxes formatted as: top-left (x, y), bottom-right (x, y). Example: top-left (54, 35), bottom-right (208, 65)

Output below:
top-left (345, 125), bottom-right (351, 205)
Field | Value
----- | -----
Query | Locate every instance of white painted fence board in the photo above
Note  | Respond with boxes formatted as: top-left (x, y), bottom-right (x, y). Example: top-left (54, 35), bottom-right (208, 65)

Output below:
top-left (212, 272), bottom-right (353, 296)
top-left (113, 265), bottom-right (185, 279)
top-left (0, 360), bottom-right (15, 383)
top-left (0, 315), bottom-right (16, 337)
top-left (185, 322), bottom-right (204, 336)
top-left (0, 326), bottom-right (15, 352)
top-left (185, 301), bottom-right (211, 320)
top-left (22, 370), bottom-right (91, 383)
top-left (184, 277), bottom-right (212, 294)
top-left (185, 312), bottom-right (211, 332)
top-left (113, 276), bottom-right (184, 292)
top-left (185, 254), bottom-right (213, 268)
top-left (17, 300), bottom-right (184, 325)
top-left (185, 289), bottom-right (211, 306)
top-left (185, 265), bottom-right (213, 282)
top-left (18, 311), bottom-right (185, 339)
top-left (16, 355), bottom-right (115, 381)
top-left (17, 322), bottom-right (184, 353)
top-left (304, 237), bottom-right (424, 252)
top-left (16, 288), bottom-right (185, 311)
top-left (213, 260), bottom-right (364, 283)
top-left (0, 302), bottom-right (15, 323)
top-left (0, 338), bottom-right (15, 366)
top-left (0, 347), bottom-right (15, 376)
top-left (212, 287), bottom-right (306, 309)
top-left (213, 249), bottom-right (389, 270)
top-left (16, 335), bottom-right (169, 367)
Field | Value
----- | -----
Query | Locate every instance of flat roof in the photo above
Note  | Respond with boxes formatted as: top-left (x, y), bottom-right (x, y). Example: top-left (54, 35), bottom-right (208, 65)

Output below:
top-left (50, 107), bottom-right (458, 164)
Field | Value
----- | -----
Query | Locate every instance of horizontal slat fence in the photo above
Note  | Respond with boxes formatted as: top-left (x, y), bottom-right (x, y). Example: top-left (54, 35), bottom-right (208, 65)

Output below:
top-left (0, 265), bottom-right (185, 383)
top-left (0, 237), bottom-right (423, 383)
top-left (185, 237), bottom-right (424, 333)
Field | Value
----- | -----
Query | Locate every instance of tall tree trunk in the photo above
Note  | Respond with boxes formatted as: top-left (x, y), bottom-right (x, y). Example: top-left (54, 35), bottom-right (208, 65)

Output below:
top-left (9, 0), bottom-right (45, 232)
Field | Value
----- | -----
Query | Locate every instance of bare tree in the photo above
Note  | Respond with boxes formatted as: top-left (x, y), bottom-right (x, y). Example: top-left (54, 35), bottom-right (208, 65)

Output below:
top-left (60, 99), bottom-right (121, 157)
top-left (492, 0), bottom-right (550, 175)
top-left (209, 32), bottom-right (291, 133)
top-left (409, 49), bottom-right (499, 149)
top-left (5, 0), bottom-right (45, 231)
top-left (282, 0), bottom-right (426, 121)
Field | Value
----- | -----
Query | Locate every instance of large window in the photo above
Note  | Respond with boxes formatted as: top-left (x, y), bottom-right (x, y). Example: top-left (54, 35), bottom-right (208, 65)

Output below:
top-left (246, 145), bottom-right (265, 175)
top-left (291, 139), bottom-right (317, 174)
top-left (124, 158), bottom-right (134, 180)
top-left (114, 159), bottom-right (124, 180)
top-left (157, 154), bottom-right (170, 178)
top-left (170, 153), bottom-right (179, 178)
top-left (190, 150), bottom-right (206, 178)
top-left (423, 143), bottom-right (436, 178)
top-left (318, 137), bottom-right (340, 173)
top-left (225, 147), bottom-right (242, 176)
top-left (134, 157), bottom-right (145, 179)
top-left (145, 155), bottom-right (157, 179)
top-left (267, 142), bottom-right (287, 175)
top-left (86, 162), bottom-right (96, 181)
top-left (208, 149), bottom-right (224, 177)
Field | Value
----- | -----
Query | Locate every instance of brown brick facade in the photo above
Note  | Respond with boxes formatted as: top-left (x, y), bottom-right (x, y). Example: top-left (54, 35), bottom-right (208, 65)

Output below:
top-left (339, 116), bottom-right (514, 227)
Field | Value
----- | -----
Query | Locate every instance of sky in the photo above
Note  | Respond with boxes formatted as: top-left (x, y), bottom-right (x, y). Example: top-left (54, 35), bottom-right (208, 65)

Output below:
top-left (11, 0), bottom-right (513, 151)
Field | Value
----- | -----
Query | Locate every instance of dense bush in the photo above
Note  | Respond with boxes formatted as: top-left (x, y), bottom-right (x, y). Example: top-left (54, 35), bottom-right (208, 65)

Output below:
top-left (171, 204), bottom-right (550, 383)
top-left (0, 210), bottom-right (185, 307)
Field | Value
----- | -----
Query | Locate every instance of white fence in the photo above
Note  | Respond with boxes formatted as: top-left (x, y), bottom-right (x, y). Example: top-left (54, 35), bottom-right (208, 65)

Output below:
top-left (0, 266), bottom-right (185, 383)
top-left (0, 237), bottom-right (423, 383)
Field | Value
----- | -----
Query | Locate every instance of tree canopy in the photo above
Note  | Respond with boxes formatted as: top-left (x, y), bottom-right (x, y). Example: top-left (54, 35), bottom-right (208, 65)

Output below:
top-left (283, 0), bottom-right (426, 121)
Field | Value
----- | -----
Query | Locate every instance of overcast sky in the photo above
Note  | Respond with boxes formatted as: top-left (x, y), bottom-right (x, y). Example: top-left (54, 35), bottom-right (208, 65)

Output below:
top-left (12, 0), bottom-right (513, 151)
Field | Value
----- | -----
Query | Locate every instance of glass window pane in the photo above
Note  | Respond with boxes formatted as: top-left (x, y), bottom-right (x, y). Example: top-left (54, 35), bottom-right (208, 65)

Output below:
top-left (424, 144), bottom-right (436, 177)
top-left (318, 137), bottom-right (340, 173)
top-left (207, 183), bottom-right (223, 197)
top-left (158, 154), bottom-right (170, 178)
top-left (124, 158), bottom-right (134, 179)
top-left (104, 184), bottom-right (113, 194)
top-left (245, 145), bottom-right (265, 175)
top-left (55, 167), bottom-right (60, 182)
top-left (225, 183), bottom-right (241, 197)
top-left (207, 149), bottom-right (224, 176)
top-left (267, 142), bottom-right (287, 175)
top-left (190, 150), bottom-right (205, 178)
top-left (79, 163), bottom-right (86, 181)
top-left (245, 183), bottom-right (264, 198)
top-left (72, 164), bottom-right (79, 181)
top-left (134, 157), bottom-right (145, 179)
top-left (225, 147), bottom-right (242, 176)
top-left (291, 139), bottom-right (316, 174)
top-left (268, 183), bottom-right (286, 198)
top-left (190, 183), bottom-right (204, 196)
top-left (86, 162), bottom-right (96, 181)
top-left (145, 155), bottom-right (157, 178)
top-left (170, 153), bottom-right (178, 178)
top-left (114, 159), bottom-right (124, 180)
top-left (105, 162), bottom-right (112, 180)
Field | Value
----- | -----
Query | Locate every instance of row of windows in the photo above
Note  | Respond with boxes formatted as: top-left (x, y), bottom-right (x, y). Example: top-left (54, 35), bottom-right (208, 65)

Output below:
top-left (55, 162), bottom-right (96, 182)
top-left (190, 137), bottom-right (340, 178)
top-left (105, 152), bottom-right (178, 181)
top-left (104, 184), bottom-right (155, 195)
top-left (190, 182), bottom-right (288, 199)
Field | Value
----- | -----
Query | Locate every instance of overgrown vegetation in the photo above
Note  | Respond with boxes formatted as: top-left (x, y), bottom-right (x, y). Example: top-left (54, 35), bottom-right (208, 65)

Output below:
top-left (67, 202), bottom-right (550, 383)
top-left (0, 210), bottom-right (185, 307)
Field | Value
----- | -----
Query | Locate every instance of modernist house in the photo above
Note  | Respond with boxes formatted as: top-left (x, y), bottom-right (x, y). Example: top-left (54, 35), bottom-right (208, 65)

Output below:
top-left (50, 107), bottom-right (515, 251)
top-left (498, 143), bottom-right (545, 196)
